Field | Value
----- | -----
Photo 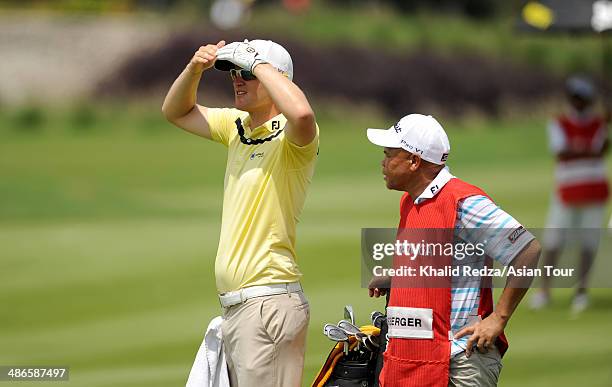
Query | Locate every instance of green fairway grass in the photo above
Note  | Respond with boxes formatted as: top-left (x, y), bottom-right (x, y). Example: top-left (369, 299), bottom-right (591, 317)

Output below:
top-left (1, 109), bottom-right (611, 386)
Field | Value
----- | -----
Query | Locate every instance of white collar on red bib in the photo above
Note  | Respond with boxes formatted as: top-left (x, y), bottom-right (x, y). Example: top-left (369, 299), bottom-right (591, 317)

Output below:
top-left (414, 166), bottom-right (455, 205)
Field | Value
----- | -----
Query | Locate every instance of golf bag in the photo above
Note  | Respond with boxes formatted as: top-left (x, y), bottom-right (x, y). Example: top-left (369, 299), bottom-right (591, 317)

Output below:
top-left (312, 325), bottom-right (383, 387)
top-left (372, 316), bottom-right (388, 387)
top-left (324, 358), bottom-right (376, 387)
top-left (372, 293), bottom-right (390, 386)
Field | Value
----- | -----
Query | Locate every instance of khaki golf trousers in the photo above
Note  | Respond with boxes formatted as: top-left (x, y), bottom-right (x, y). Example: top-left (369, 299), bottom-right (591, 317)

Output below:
top-left (221, 291), bottom-right (310, 387)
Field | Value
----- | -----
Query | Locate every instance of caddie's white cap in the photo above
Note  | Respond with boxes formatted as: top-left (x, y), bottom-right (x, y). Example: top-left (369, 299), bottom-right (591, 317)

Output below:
top-left (366, 114), bottom-right (451, 165)
top-left (566, 76), bottom-right (595, 100)
top-left (215, 39), bottom-right (294, 80)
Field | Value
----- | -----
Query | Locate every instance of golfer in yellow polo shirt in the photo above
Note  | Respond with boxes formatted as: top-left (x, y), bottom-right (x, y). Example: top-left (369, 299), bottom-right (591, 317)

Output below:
top-left (162, 39), bottom-right (318, 387)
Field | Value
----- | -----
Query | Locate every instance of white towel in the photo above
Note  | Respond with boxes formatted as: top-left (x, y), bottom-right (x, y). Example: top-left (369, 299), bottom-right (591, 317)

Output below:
top-left (186, 316), bottom-right (230, 387)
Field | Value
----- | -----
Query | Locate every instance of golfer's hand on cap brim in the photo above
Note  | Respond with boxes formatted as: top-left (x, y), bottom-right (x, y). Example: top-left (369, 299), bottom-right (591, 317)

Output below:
top-left (187, 40), bottom-right (225, 74)
top-left (216, 40), bottom-right (263, 72)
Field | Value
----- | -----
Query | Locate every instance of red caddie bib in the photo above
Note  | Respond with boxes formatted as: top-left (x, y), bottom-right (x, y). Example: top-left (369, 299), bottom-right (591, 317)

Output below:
top-left (379, 178), bottom-right (509, 387)
top-left (555, 115), bottom-right (609, 205)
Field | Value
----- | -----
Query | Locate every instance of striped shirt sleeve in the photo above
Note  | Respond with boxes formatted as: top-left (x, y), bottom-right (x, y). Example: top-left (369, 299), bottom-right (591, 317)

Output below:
top-left (456, 195), bottom-right (534, 266)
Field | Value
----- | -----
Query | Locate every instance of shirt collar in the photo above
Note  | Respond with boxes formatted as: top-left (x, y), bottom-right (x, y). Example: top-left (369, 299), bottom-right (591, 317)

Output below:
top-left (414, 166), bottom-right (455, 204)
top-left (242, 113), bottom-right (286, 135)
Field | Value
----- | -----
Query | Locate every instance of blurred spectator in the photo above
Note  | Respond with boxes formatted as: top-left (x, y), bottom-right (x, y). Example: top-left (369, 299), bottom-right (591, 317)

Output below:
top-left (532, 75), bottom-right (610, 314)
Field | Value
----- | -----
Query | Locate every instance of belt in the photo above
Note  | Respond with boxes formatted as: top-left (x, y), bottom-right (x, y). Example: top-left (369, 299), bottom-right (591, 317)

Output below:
top-left (218, 282), bottom-right (302, 308)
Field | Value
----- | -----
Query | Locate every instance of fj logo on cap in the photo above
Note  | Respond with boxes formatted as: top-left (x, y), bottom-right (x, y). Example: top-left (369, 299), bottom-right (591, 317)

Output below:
top-left (441, 153), bottom-right (449, 162)
top-left (394, 123), bottom-right (402, 133)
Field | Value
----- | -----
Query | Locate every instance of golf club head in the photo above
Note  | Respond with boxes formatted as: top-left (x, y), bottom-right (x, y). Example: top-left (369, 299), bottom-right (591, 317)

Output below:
top-left (354, 331), bottom-right (367, 340)
top-left (323, 323), bottom-right (337, 336)
top-left (337, 319), bottom-right (361, 335)
top-left (324, 325), bottom-right (349, 342)
top-left (362, 334), bottom-right (380, 352)
top-left (344, 305), bottom-right (355, 325)
top-left (371, 311), bottom-right (385, 328)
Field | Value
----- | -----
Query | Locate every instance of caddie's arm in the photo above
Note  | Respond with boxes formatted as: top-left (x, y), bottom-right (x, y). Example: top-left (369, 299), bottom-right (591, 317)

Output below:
top-left (161, 40), bottom-right (226, 139)
top-left (368, 275), bottom-right (391, 298)
top-left (455, 239), bottom-right (541, 357)
top-left (252, 63), bottom-right (317, 146)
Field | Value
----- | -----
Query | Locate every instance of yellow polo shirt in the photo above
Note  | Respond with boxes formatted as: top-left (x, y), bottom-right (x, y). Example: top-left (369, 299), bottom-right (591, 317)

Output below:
top-left (207, 108), bottom-right (319, 293)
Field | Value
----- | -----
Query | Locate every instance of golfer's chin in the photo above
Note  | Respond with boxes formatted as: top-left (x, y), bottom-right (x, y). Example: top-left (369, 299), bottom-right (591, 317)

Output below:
top-left (234, 99), bottom-right (246, 110)
top-left (234, 95), bottom-right (253, 111)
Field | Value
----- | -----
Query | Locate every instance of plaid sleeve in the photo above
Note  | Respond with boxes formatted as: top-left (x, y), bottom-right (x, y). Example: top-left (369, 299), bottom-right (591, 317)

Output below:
top-left (456, 195), bottom-right (535, 266)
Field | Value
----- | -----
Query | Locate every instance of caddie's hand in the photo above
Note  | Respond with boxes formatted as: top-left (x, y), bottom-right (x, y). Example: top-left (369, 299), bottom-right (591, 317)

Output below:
top-left (187, 40), bottom-right (226, 74)
top-left (368, 275), bottom-right (391, 298)
top-left (454, 312), bottom-right (506, 357)
top-left (215, 39), bottom-right (267, 72)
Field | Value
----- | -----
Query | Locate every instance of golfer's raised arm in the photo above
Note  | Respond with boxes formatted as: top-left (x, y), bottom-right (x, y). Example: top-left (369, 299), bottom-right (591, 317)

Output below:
top-left (161, 41), bottom-right (225, 139)
top-left (252, 63), bottom-right (316, 146)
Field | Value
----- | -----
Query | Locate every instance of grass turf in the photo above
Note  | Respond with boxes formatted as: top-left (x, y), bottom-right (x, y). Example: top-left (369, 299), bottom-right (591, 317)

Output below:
top-left (1, 110), bottom-right (611, 386)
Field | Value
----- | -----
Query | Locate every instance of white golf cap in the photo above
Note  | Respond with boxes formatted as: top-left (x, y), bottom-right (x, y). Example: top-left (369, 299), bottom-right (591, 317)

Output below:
top-left (366, 114), bottom-right (451, 165)
top-left (215, 39), bottom-right (294, 80)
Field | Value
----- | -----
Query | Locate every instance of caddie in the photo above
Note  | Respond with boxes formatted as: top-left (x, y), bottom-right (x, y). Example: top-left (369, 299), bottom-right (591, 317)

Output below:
top-left (366, 114), bottom-right (541, 387)
top-left (162, 39), bottom-right (318, 387)
top-left (531, 75), bottom-right (609, 313)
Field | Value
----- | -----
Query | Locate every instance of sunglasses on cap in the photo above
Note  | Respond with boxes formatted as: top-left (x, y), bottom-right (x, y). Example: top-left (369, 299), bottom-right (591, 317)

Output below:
top-left (230, 69), bottom-right (257, 81)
